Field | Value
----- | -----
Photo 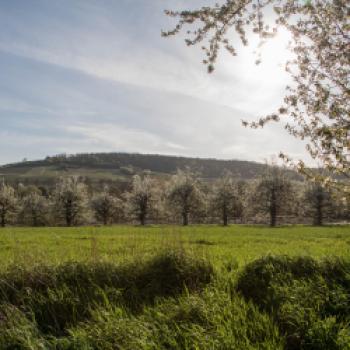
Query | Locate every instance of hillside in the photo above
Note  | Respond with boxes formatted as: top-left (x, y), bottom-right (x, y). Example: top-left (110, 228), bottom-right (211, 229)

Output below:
top-left (0, 152), bottom-right (301, 186)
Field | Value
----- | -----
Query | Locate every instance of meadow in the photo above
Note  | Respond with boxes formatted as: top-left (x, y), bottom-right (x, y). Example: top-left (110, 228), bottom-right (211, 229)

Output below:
top-left (0, 225), bottom-right (349, 349)
top-left (1, 225), bottom-right (350, 269)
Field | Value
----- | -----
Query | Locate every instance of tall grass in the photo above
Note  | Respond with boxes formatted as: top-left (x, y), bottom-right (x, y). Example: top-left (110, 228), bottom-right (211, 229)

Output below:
top-left (236, 256), bottom-right (350, 349)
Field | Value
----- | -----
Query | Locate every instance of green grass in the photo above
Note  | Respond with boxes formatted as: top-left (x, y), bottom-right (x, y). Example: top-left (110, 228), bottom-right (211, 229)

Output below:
top-left (0, 225), bottom-right (349, 349)
top-left (0, 225), bottom-right (349, 270)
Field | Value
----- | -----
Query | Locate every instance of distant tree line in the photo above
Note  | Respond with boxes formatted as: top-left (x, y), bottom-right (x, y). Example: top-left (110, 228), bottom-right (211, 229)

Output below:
top-left (0, 166), bottom-right (348, 228)
top-left (4, 152), bottom-right (301, 181)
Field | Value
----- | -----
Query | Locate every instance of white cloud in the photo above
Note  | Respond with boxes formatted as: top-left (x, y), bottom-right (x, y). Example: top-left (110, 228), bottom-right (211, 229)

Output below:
top-left (66, 123), bottom-right (188, 155)
top-left (0, 11), bottom-right (293, 117)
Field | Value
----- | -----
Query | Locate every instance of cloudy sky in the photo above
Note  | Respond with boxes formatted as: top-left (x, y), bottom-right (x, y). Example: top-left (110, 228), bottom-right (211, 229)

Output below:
top-left (0, 0), bottom-right (312, 165)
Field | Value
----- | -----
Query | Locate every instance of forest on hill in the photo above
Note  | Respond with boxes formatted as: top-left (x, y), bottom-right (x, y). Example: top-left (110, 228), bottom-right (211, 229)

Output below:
top-left (0, 152), bottom-right (302, 187)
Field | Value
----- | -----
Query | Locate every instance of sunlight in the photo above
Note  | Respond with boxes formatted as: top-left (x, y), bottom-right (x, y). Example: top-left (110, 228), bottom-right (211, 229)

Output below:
top-left (216, 27), bottom-right (294, 115)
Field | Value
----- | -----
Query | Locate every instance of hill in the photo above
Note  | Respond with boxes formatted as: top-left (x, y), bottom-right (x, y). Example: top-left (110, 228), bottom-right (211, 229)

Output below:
top-left (0, 152), bottom-right (301, 186)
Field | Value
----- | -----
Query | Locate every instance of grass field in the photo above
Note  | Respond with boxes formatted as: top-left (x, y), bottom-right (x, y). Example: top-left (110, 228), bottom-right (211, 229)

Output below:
top-left (0, 225), bottom-right (349, 349)
top-left (1, 225), bottom-right (349, 269)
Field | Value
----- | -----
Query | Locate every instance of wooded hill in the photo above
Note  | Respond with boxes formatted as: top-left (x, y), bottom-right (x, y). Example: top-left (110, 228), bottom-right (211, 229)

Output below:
top-left (0, 152), bottom-right (301, 186)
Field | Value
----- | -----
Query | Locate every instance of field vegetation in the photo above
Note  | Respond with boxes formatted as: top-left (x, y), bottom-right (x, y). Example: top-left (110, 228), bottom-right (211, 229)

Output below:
top-left (0, 225), bottom-right (349, 349)
top-left (1, 225), bottom-right (349, 269)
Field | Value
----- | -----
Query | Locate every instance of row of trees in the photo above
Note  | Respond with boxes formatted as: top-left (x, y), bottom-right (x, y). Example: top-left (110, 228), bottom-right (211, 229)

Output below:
top-left (0, 167), bottom-right (348, 228)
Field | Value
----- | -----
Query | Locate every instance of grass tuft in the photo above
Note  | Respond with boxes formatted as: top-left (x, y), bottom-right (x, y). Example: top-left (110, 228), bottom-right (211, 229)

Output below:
top-left (0, 250), bottom-right (214, 337)
top-left (236, 255), bottom-right (350, 349)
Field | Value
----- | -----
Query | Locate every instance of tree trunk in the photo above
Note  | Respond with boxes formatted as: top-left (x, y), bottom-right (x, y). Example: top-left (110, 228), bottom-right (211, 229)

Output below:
top-left (33, 214), bottom-right (38, 227)
top-left (270, 205), bottom-right (277, 227)
top-left (66, 210), bottom-right (72, 227)
top-left (31, 208), bottom-right (38, 227)
top-left (315, 197), bottom-right (323, 226)
top-left (270, 189), bottom-right (277, 227)
top-left (182, 211), bottom-right (188, 226)
top-left (65, 200), bottom-right (72, 227)
top-left (223, 206), bottom-right (228, 226)
top-left (103, 214), bottom-right (108, 226)
top-left (102, 206), bottom-right (109, 225)
top-left (0, 210), bottom-right (5, 227)
top-left (140, 212), bottom-right (146, 226)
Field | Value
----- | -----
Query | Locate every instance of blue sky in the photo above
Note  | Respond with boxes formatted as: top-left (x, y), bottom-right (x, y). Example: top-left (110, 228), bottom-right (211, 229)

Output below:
top-left (0, 0), bottom-right (311, 165)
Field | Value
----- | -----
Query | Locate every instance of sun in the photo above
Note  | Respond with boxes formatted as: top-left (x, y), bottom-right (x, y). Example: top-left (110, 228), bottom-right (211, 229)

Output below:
top-left (211, 26), bottom-right (294, 116)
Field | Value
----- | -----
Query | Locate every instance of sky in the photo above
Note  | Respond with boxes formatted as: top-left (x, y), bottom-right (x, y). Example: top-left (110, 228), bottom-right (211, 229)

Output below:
top-left (0, 0), bottom-right (313, 165)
